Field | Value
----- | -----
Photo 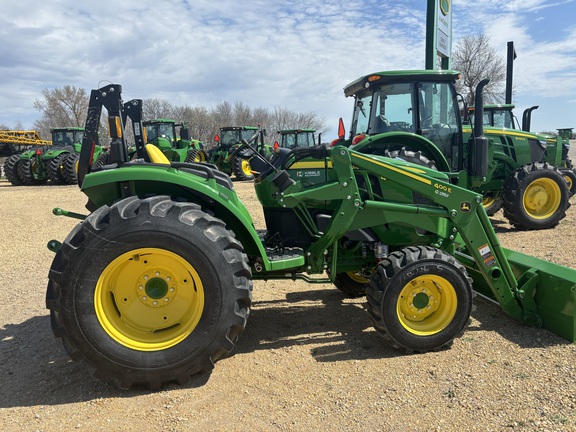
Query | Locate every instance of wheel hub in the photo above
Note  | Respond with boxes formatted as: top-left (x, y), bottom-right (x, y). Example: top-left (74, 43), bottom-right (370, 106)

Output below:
top-left (139, 270), bottom-right (176, 307)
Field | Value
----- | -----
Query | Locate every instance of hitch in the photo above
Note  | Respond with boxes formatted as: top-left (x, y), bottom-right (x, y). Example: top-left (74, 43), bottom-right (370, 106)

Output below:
top-left (52, 207), bottom-right (87, 220)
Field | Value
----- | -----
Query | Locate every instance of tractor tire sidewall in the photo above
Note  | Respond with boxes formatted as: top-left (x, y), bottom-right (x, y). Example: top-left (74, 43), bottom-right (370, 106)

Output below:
top-left (367, 246), bottom-right (473, 352)
top-left (4, 154), bottom-right (23, 185)
top-left (503, 163), bottom-right (569, 230)
top-left (63, 153), bottom-right (79, 184)
top-left (18, 157), bottom-right (47, 185)
top-left (333, 272), bottom-right (368, 297)
top-left (232, 156), bottom-right (254, 181)
top-left (560, 168), bottom-right (576, 196)
top-left (47, 196), bottom-right (252, 388)
top-left (46, 153), bottom-right (68, 184)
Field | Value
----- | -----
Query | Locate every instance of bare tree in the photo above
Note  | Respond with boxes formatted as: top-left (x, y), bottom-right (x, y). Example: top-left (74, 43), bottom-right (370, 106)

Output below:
top-left (452, 34), bottom-right (506, 106)
top-left (33, 86), bottom-right (89, 138)
top-left (142, 98), bottom-right (175, 120)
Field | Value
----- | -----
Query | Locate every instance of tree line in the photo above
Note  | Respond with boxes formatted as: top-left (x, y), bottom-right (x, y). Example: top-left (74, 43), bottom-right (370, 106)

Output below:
top-left (28, 87), bottom-right (327, 147)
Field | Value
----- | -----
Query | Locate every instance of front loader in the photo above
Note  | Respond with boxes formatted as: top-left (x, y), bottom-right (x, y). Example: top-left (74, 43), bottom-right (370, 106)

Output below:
top-left (46, 83), bottom-right (575, 390)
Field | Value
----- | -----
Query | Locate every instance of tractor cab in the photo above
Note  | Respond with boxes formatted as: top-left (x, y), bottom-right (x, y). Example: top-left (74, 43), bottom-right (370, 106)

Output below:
top-left (345, 70), bottom-right (465, 173)
top-left (218, 126), bottom-right (259, 149)
top-left (468, 104), bottom-right (520, 130)
top-left (275, 129), bottom-right (319, 150)
top-left (51, 127), bottom-right (84, 151)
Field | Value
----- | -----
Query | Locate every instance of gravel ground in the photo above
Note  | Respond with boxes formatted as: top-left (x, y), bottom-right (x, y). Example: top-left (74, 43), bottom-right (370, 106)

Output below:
top-left (1, 152), bottom-right (576, 432)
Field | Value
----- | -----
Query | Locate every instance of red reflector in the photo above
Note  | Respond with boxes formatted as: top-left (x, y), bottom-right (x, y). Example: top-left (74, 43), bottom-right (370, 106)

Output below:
top-left (351, 134), bottom-right (366, 145)
top-left (273, 141), bottom-right (279, 150)
top-left (36, 149), bottom-right (42, 155)
top-left (330, 138), bottom-right (342, 147)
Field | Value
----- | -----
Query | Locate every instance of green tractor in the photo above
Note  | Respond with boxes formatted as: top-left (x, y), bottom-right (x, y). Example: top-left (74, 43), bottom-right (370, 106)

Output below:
top-left (467, 104), bottom-right (576, 210)
top-left (143, 119), bottom-right (205, 163)
top-left (46, 82), bottom-right (575, 390)
top-left (208, 126), bottom-right (268, 180)
top-left (337, 70), bottom-right (571, 230)
top-left (274, 129), bottom-right (322, 150)
top-left (5, 127), bottom-right (91, 186)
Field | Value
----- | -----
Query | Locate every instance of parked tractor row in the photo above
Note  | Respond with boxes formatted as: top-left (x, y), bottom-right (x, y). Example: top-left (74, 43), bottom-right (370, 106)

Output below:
top-left (3, 127), bottom-right (89, 186)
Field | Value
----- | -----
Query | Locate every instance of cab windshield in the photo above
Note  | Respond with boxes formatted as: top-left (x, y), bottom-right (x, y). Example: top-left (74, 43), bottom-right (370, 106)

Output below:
top-left (350, 80), bottom-right (461, 169)
top-left (52, 130), bottom-right (83, 146)
top-left (280, 132), bottom-right (315, 148)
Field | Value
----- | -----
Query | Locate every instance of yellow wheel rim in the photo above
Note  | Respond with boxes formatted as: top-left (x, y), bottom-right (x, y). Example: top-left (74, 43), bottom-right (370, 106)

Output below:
top-left (194, 151), bottom-right (206, 163)
top-left (396, 274), bottom-right (457, 336)
top-left (346, 271), bottom-right (369, 284)
top-left (241, 158), bottom-right (252, 176)
top-left (94, 247), bottom-right (204, 351)
top-left (522, 178), bottom-right (562, 219)
top-left (564, 174), bottom-right (573, 192)
top-left (482, 196), bottom-right (495, 208)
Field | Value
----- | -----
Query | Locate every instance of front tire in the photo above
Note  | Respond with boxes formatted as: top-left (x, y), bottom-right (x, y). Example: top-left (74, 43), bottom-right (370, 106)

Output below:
top-left (502, 162), bottom-right (570, 230)
top-left (366, 246), bottom-right (473, 353)
top-left (46, 196), bottom-right (252, 390)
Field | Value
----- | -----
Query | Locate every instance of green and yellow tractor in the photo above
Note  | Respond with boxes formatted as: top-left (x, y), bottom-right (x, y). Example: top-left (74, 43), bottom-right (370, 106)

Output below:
top-left (208, 126), bottom-right (269, 180)
top-left (467, 104), bottom-right (575, 211)
top-left (337, 70), bottom-right (571, 230)
top-left (274, 128), bottom-right (321, 150)
top-left (143, 119), bottom-right (205, 163)
top-left (4, 127), bottom-right (97, 186)
top-left (45, 81), bottom-right (575, 390)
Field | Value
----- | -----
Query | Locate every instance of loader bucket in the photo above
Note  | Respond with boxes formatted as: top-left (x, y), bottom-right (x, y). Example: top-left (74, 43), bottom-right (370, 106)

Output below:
top-left (469, 248), bottom-right (576, 343)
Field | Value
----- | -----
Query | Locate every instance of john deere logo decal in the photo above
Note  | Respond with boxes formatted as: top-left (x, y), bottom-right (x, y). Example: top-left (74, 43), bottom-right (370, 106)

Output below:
top-left (460, 201), bottom-right (471, 213)
top-left (440, 0), bottom-right (450, 15)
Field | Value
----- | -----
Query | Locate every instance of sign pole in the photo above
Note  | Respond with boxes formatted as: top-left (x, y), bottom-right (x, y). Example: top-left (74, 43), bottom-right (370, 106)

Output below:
top-left (425, 0), bottom-right (452, 70)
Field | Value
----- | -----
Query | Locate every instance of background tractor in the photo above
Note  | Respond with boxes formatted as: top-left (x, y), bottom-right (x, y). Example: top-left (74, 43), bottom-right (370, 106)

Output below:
top-left (337, 70), bottom-right (571, 230)
top-left (4, 127), bottom-right (93, 186)
top-left (143, 119), bottom-right (205, 163)
top-left (274, 129), bottom-right (321, 149)
top-left (466, 104), bottom-right (575, 210)
top-left (208, 126), bottom-right (269, 180)
top-left (45, 82), bottom-right (575, 390)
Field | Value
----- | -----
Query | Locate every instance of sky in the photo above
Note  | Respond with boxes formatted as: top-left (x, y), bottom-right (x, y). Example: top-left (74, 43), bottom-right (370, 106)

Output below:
top-left (0, 0), bottom-right (575, 139)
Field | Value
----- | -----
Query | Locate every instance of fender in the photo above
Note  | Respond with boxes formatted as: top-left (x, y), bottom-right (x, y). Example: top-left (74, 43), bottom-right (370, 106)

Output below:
top-left (351, 132), bottom-right (451, 172)
top-left (80, 163), bottom-right (271, 268)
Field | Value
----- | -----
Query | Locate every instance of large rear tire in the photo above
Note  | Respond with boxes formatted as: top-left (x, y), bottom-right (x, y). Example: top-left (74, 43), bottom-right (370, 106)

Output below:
top-left (46, 196), bottom-right (252, 390)
top-left (18, 157), bottom-right (48, 185)
top-left (4, 154), bottom-right (23, 185)
top-left (46, 154), bottom-right (68, 184)
top-left (366, 246), bottom-right (473, 353)
top-left (62, 153), bottom-right (79, 184)
top-left (502, 163), bottom-right (570, 230)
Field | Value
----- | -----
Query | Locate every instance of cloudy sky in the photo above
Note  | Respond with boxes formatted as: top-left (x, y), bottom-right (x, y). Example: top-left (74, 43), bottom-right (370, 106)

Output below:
top-left (0, 0), bottom-right (575, 138)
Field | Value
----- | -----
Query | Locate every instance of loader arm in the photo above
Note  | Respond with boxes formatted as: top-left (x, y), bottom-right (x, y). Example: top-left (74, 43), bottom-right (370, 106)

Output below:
top-left (278, 146), bottom-right (575, 341)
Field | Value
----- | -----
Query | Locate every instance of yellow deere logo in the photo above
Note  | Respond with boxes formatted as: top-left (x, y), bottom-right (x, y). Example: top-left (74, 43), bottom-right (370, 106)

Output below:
top-left (440, 0), bottom-right (450, 15)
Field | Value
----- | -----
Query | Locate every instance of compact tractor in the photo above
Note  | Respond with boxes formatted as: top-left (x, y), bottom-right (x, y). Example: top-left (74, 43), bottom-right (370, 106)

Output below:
top-left (336, 70), bottom-right (571, 230)
top-left (46, 82), bottom-right (575, 390)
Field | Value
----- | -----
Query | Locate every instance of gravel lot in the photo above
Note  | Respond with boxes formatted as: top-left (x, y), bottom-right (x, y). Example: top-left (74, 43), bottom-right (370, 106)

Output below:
top-left (1, 151), bottom-right (575, 431)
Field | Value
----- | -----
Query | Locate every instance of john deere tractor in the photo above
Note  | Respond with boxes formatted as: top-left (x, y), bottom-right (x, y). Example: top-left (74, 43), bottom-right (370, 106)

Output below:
top-left (208, 126), bottom-right (268, 180)
top-left (275, 129), bottom-right (321, 149)
top-left (5, 127), bottom-right (92, 186)
top-left (143, 119), bottom-right (205, 163)
top-left (45, 82), bottom-right (575, 390)
top-left (467, 104), bottom-right (576, 210)
top-left (337, 71), bottom-right (571, 230)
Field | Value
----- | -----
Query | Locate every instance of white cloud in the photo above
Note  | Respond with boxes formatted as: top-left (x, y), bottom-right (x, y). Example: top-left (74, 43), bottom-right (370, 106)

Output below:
top-left (0, 0), bottom-right (574, 136)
